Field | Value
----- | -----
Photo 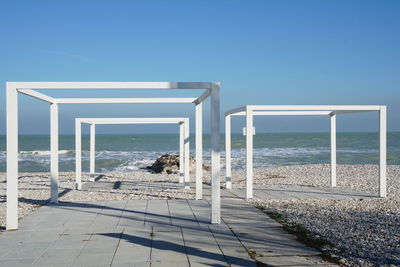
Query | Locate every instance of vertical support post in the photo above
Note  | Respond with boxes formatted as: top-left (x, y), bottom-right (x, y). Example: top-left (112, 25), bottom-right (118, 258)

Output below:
top-left (211, 85), bottom-right (221, 224)
top-left (184, 118), bottom-right (190, 189)
top-left (246, 106), bottom-right (253, 199)
top-left (6, 84), bottom-right (18, 230)
top-left (195, 103), bottom-right (203, 199)
top-left (75, 120), bottom-right (82, 190)
top-left (330, 113), bottom-right (337, 187)
top-left (179, 122), bottom-right (184, 184)
top-left (379, 106), bottom-right (387, 198)
top-left (50, 103), bottom-right (59, 203)
top-left (89, 123), bottom-right (96, 181)
top-left (225, 115), bottom-right (232, 189)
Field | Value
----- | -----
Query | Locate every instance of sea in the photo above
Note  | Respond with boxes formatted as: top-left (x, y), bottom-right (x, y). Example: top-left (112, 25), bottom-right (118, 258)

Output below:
top-left (0, 132), bottom-right (399, 172)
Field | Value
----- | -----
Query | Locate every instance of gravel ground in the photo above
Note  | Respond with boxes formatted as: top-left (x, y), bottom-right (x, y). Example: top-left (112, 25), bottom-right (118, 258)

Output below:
top-left (0, 171), bottom-right (194, 229)
top-left (230, 164), bottom-right (399, 198)
top-left (248, 164), bottom-right (400, 266)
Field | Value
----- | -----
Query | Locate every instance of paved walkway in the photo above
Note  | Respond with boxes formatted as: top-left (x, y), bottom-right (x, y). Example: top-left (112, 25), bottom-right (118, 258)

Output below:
top-left (229, 185), bottom-right (377, 200)
top-left (0, 180), bottom-right (359, 266)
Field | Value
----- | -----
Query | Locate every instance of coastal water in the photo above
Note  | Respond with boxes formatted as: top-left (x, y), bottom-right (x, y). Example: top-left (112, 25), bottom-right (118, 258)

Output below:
top-left (0, 132), bottom-right (399, 172)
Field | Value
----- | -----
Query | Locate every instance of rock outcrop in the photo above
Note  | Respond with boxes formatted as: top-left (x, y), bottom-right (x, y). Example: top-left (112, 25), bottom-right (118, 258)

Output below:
top-left (147, 154), bottom-right (210, 174)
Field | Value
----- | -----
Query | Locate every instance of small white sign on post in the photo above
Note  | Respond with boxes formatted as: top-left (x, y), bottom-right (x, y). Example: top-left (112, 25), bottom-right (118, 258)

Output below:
top-left (242, 126), bottom-right (256, 136)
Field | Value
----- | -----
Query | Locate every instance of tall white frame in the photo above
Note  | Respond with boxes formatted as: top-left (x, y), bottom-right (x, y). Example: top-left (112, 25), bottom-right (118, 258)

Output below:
top-left (6, 82), bottom-right (221, 230)
top-left (225, 105), bottom-right (387, 199)
top-left (76, 117), bottom-right (191, 191)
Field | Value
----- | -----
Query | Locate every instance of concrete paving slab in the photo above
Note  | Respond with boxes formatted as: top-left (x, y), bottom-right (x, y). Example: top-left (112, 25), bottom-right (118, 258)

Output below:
top-left (0, 179), bottom-right (349, 266)
top-left (256, 255), bottom-right (336, 266)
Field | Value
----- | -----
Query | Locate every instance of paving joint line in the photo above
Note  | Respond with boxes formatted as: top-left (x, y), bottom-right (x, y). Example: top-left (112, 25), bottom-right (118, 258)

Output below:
top-left (208, 225), bottom-right (233, 267)
top-left (166, 199), bottom-right (173, 225)
top-left (186, 199), bottom-right (200, 228)
top-left (28, 228), bottom-right (68, 267)
top-left (115, 199), bottom-right (129, 228)
top-left (179, 226), bottom-right (192, 267)
top-left (149, 226), bottom-right (154, 267)
top-left (69, 228), bottom-right (96, 266)
top-left (144, 200), bottom-right (149, 226)
top-left (109, 228), bottom-right (124, 266)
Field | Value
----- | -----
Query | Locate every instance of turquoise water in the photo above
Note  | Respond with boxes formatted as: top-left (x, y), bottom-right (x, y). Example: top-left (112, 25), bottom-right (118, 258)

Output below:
top-left (0, 132), bottom-right (399, 172)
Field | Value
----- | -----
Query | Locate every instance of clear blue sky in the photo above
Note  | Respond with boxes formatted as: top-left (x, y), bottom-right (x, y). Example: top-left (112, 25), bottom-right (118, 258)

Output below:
top-left (1, 0), bottom-right (399, 134)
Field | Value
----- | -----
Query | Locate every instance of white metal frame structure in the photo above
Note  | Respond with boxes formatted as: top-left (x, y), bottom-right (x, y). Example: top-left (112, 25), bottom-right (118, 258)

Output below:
top-left (225, 105), bottom-right (387, 199)
top-left (6, 82), bottom-right (221, 230)
top-left (76, 117), bottom-right (190, 190)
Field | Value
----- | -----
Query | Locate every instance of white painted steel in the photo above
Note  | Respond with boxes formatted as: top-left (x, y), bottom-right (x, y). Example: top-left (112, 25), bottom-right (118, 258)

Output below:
top-left (6, 84), bottom-right (18, 230)
top-left (50, 104), bottom-right (59, 202)
top-left (379, 106), bottom-right (387, 197)
top-left (6, 81), bottom-right (219, 229)
top-left (75, 120), bottom-right (82, 190)
top-left (246, 107), bottom-right (254, 199)
top-left (232, 111), bottom-right (332, 116)
top-left (184, 118), bottom-right (190, 189)
top-left (331, 110), bottom-right (374, 115)
top-left (195, 103), bottom-right (203, 199)
top-left (242, 126), bottom-right (256, 136)
top-left (78, 118), bottom-right (189, 187)
top-left (179, 123), bottom-right (184, 184)
top-left (195, 89), bottom-right (211, 104)
top-left (211, 84), bottom-right (221, 224)
top-left (225, 115), bottom-right (232, 189)
top-left (89, 124), bottom-right (96, 181)
top-left (18, 89), bottom-right (55, 103)
top-left (225, 105), bottom-right (387, 200)
top-left (245, 105), bottom-right (381, 111)
top-left (56, 98), bottom-right (197, 104)
top-left (79, 118), bottom-right (187, 124)
top-left (9, 81), bottom-right (213, 90)
top-left (330, 114), bottom-right (337, 187)
top-left (225, 106), bottom-right (246, 116)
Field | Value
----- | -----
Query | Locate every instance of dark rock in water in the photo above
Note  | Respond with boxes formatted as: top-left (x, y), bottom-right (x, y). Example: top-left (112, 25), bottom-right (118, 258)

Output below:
top-left (147, 154), bottom-right (210, 174)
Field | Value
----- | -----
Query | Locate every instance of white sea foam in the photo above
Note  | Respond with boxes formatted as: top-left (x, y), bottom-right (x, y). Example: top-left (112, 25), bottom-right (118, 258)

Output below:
top-left (0, 145), bottom-right (391, 172)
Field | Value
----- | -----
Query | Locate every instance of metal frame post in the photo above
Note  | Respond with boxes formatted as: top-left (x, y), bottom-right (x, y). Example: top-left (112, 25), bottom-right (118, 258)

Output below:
top-left (211, 85), bottom-right (221, 224)
top-left (6, 84), bottom-right (18, 230)
top-left (195, 102), bottom-right (203, 199)
top-left (75, 119), bottom-right (82, 190)
top-left (225, 115), bottom-right (232, 189)
top-left (379, 106), bottom-right (387, 197)
top-left (89, 123), bottom-right (96, 181)
top-left (79, 118), bottom-right (189, 186)
top-left (184, 118), bottom-right (190, 189)
top-left (50, 103), bottom-right (59, 202)
top-left (330, 114), bottom-right (337, 187)
top-left (225, 105), bottom-right (387, 199)
top-left (6, 81), bottom-right (219, 230)
top-left (245, 106), bottom-right (253, 199)
top-left (179, 122), bottom-right (184, 184)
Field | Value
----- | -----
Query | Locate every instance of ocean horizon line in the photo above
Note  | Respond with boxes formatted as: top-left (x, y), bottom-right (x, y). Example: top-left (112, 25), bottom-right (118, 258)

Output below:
top-left (0, 131), bottom-right (399, 136)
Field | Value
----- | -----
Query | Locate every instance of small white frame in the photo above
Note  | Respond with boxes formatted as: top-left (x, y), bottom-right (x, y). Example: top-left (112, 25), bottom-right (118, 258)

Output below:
top-left (225, 105), bottom-right (387, 199)
top-left (76, 117), bottom-right (191, 190)
top-left (6, 82), bottom-right (221, 230)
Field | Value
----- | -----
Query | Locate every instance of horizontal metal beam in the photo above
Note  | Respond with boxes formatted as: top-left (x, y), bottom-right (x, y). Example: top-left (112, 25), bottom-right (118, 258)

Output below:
top-left (78, 117), bottom-right (186, 124)
top-left (225, 106), bottom-right (246, 116)
top-left (9, 82), bottom-right (213, 90)
top-left (231, 111), bottom-right (333, 116)
top-left (331, 110), bottom-right (376, 115)
top-left (194, 89), bottom-right (211, 104)
top-left (17, 89), bottom-right (55, 104)
top-left (56, 98), bottom-right (197, 104)
top-left (247, 105), bottom-right (381, 111)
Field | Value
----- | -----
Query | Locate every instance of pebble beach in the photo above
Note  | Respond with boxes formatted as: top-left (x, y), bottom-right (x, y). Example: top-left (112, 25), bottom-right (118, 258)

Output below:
top-left (1, 164), bottom-right (399, 266)
top-left (240, 164), bottom-right (400, 266)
